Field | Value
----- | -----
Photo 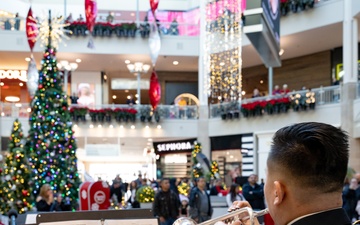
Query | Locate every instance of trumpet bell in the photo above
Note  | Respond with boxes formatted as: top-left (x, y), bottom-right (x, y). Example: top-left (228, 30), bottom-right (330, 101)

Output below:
top-left (173, 217), bottom-right (197, 225)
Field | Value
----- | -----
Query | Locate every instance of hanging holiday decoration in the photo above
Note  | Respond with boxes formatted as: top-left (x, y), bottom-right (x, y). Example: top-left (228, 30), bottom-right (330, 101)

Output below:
top-left (26, 56), bottom-right (39, 98)
top-left (191, 142), bottom-right (203, 179)
top-left (26, 7), bottom-right (38, 52)
top-left (148, 22), bottom-right (161, 66)
top-left (36, 11), bottom-right (71, 49)
top-left (210, 160), bottom-right (220, 179)
top-left (149, 0), bottom-right (159, 16)
top-left (203, 0), bottom-right (243, 102)
top-left (85, 0), bottom-right (97, 49)
top-left (149, 69), bottom-right (161, 110)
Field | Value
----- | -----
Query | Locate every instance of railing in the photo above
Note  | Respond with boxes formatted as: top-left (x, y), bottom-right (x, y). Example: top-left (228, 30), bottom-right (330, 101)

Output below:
top-left (0, 85), bottom-right (343, 120)
top-left (0, 17), bottom-right (199, 37)
top-left (0, 103), bottom-right (199, 120)
top-left (209, 85), bottom-right (341, 118)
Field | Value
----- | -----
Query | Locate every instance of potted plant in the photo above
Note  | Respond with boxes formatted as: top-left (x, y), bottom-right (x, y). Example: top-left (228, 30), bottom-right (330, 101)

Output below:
top-left (127, 108), bottom-right (138, 122)
top-left (70, 107), bottom-right (88, 121)
top-left (140, 105), bottom-right (152, 122)
top-left (127, 22), bottom-right (137, 37)
top-left (104, 108), bottom-right (113, 122)
top-left (135, 186), bottom-right (155, 209)
top-left (113, 108), bottom-right (124, 122)
top-left (113, 24), bottom-right (124, 37)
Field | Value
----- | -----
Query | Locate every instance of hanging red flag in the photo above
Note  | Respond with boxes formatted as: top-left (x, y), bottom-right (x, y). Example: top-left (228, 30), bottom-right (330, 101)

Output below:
top-left (26, 7), bottom-right (38, 52)
top-left (85, 0), bottom-right (97, 48)
top-left (149, 69), bottom-right (161, 110)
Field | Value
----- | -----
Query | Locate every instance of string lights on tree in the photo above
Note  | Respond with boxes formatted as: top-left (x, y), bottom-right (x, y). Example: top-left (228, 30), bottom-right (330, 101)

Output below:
top-left (24, 10), bottom-right (80, 210)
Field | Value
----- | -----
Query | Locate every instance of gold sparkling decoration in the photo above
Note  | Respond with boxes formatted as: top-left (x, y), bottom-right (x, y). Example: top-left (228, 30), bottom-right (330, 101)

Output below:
top-left (36, 12), bottom-right (71, 49)
top-left (204, 0), bottom-right (243, 101)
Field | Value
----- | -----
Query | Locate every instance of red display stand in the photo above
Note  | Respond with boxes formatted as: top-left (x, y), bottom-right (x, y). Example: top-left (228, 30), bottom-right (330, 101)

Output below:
top-left (79, 181), bottom-right (110, 211)
top-left (264, 213), bottom-right (275, 225)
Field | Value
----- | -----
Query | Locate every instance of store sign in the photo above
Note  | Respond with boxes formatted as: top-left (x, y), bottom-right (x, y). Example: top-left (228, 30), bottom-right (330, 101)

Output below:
top-left (0, 70), bottom-right (28, 82)
top-left (154, 138), bottom-right (197, 153)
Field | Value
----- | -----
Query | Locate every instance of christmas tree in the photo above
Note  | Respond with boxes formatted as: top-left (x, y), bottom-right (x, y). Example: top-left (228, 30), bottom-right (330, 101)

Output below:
top-left (0, 119), bottom-right (33, 214)
top-left (24, 13), bottom-right (80, 210)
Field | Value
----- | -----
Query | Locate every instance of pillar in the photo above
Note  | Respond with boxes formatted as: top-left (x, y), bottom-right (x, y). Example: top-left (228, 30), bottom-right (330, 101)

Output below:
top-left (341, 0), bottom-right (360, 172)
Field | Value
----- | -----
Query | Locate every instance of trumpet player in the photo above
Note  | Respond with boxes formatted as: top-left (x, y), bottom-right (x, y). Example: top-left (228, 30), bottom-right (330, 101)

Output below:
top-left (229, 122), bottom-right (352, 225)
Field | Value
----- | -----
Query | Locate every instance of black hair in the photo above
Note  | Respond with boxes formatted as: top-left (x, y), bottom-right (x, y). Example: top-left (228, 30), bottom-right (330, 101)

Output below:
top-left (269, 122), bottom-right (348, 193)
top-left (229, 183), bottom-right (239, 202)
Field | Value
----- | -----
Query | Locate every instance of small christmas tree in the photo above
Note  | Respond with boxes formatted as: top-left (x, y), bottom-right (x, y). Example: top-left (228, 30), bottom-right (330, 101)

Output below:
top-left (24, 12), bottom-right (80, 210)
top-left (0, 119), bottom-right (33, 214)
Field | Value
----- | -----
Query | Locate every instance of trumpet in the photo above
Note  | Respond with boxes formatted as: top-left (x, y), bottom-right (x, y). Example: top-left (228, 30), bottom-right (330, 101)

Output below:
top-left (173, 207), bottom-right (269, 225)
top-left (354, 220), bottom-right (360, 225)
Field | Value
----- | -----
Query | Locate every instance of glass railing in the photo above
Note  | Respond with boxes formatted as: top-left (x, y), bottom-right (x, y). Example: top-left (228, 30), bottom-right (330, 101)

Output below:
top-left (209, 85), bottom-right (341, 118)
top-left (0, 103), bottom-right (199, 121)
top-left (0, 85), bottom-right (342, 120)
top-left (0, 17), bottom-right (199, 37)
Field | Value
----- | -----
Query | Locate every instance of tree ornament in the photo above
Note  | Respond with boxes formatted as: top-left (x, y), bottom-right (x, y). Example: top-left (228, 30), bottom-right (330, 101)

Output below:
top-left (26, 7), bottom-right (38, 52)
top-left (22, 190), bottom-right (29, 196)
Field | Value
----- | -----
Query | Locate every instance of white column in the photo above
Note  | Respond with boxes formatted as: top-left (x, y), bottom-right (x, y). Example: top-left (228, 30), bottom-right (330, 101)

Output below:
top-left (342, 0), bottom-right (358, 84)
top-left (197, 0), bottom-right (211, 160)
top-left (137, 72), bottom-right (141, 105)
top-left (64, 70), bottom-right (69, 96)
top-left (198, 0), bottom-right (207, 107)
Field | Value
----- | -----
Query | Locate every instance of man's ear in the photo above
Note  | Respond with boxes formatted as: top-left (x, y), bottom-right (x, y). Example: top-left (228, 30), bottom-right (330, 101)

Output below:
top-left (273, 181), bottom-right (284, 205)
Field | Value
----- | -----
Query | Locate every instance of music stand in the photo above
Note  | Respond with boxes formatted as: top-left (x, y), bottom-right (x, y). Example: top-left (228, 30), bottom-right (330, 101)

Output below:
top-left (36, 209), bottom-right (159, 225)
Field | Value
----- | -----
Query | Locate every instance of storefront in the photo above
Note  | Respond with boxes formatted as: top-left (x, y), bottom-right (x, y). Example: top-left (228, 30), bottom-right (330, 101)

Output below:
top-left (154, 138), bottom-right (197, 179)
top-left (210, 134), bottom-right (254, 181)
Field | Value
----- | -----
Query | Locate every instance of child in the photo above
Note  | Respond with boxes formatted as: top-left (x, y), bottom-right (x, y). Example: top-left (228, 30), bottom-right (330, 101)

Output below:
top-left (179, 195), bottom-right (189, 217)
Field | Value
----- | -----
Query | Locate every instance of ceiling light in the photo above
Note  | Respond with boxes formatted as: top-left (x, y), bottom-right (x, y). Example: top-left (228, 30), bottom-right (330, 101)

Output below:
top-left (109, 124), bottom-right (113, 128)
top-left (173, 61), bottom-right (179, 65)
top-left (89, 124), bottom-right (94, 128)
top-left (0, 82), bottom-right (4, 86)
top-left (27, 108), bottom-right (31, 112)
top-left (19, 82), bottom-right (23, 86)
top-left (15, 103), bottom-right (22, 107)
top-left (148, 138), bottom-right (152, 141)
top-left (120, 125), bottom-right (124, 129)
top-left (145, 125), bottom-right (149, 129)
top-left (241, 91), bottom-right (246, 95)
top-left (1, 112), bottom-right (4, 116)
top-left (279, 49), bottom-right (284, 56)
top-left (5, 96), bottom-right (20, 102)
top-left (130, 13), bottom-right (135, 16)
top-left (75, 59), bottom-right (82, 63)
top-left (98, 124), bottom-right (102, 128)
top-left (25, 57), bottom-right (31, 62)
top-left (260, 80), bottom-right (264, 84)
top-left (112, 95), bottom-right (117, 99)
top-left (125, 60), bottom-right (130, 64)
top-left (131, 125), bottom-right (135, 129)
top-left (219, 62), bottom-right (225, 66)
top-left (157, 125), bottom-right (162, 129)
top-left (125, 90), bottom-right (129, 93)
top-left (73, 124), bottom-right (78, 128)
